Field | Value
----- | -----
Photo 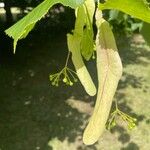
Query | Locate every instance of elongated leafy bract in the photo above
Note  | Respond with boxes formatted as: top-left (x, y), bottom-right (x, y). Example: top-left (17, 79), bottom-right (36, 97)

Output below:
top-left (83, 10), bottom-right (123, 145)
top-left (66, 0), bottom-right (96, 96)
top-left (67, 34), bottom-right (96, 96)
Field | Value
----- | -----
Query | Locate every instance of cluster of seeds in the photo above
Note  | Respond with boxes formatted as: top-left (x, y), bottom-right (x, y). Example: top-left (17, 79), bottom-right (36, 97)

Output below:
top-left (49, 67), bottom-right (78, 87)
top-left (107, 107), bottom-right (137, 130)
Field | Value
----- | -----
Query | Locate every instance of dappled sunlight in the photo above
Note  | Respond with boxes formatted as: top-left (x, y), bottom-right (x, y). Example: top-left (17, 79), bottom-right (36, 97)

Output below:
top-left (48, 137), bottom-right (83, 150)
top-left (118, 34), bottom-right (150, 66)
top-left (66, 96), bottom-right (93, 115)
top-left (0, 28), bottom-right (150, 149)
top-left (0, 1), bottom-right (149, 148)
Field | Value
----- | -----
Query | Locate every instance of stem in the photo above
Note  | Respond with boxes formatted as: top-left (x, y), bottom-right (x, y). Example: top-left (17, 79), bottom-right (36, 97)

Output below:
top-left (115, 98), bottom-right (118, 110)
top-left (68, 68), bottom-right (77, 74)
top-left (65, 51), bottom-right (71, 67)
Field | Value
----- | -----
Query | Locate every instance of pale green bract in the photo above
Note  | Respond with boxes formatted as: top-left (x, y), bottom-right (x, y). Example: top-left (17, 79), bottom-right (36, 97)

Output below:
top-left (99, 0), bottom-right (150, 23)
top-left (83, 10), bottom-right (123, 145)
top-left (5, 0), bottom-right (85, 53)
top-left (66, 0), bottom-right (96, 96)
top-left (67, 34), bottom-right (96, 96)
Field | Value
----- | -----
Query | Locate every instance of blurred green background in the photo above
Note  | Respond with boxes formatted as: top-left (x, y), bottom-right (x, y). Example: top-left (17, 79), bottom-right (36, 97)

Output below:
top-left (0, 1), bottom-right (150, 150)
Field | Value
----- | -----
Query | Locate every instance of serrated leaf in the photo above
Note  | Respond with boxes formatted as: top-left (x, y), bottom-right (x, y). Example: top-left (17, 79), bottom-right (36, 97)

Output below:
top-left (99, 0), bottom-right (150, 23)
top-left (5, 0), bottom-right (85, 53)
top-left (141, 22), bottom-right (150, 45)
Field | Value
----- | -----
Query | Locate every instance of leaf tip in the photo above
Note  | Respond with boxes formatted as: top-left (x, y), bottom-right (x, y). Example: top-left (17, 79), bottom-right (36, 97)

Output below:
top-left (13, 40), bottom-right (17, 54)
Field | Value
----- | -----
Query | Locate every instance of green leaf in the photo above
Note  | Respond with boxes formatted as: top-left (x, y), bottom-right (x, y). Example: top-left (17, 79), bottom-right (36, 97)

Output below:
top-left (99, 0), bottom-right (150, 23)
top-left (74, 5), bottom-right (86, 37)
top-left (73, 0), bottom-right (95, 60)
top-left (81, 27), bottom-right (94, 60)
top-left (80, 0), bottom-right (95, 60)
top-left (62, 0), bottom-right (85, 8)
top-left (141, 22), bottom-right (150, 45)
top-left (5, 0), bottom-right (85, 52)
